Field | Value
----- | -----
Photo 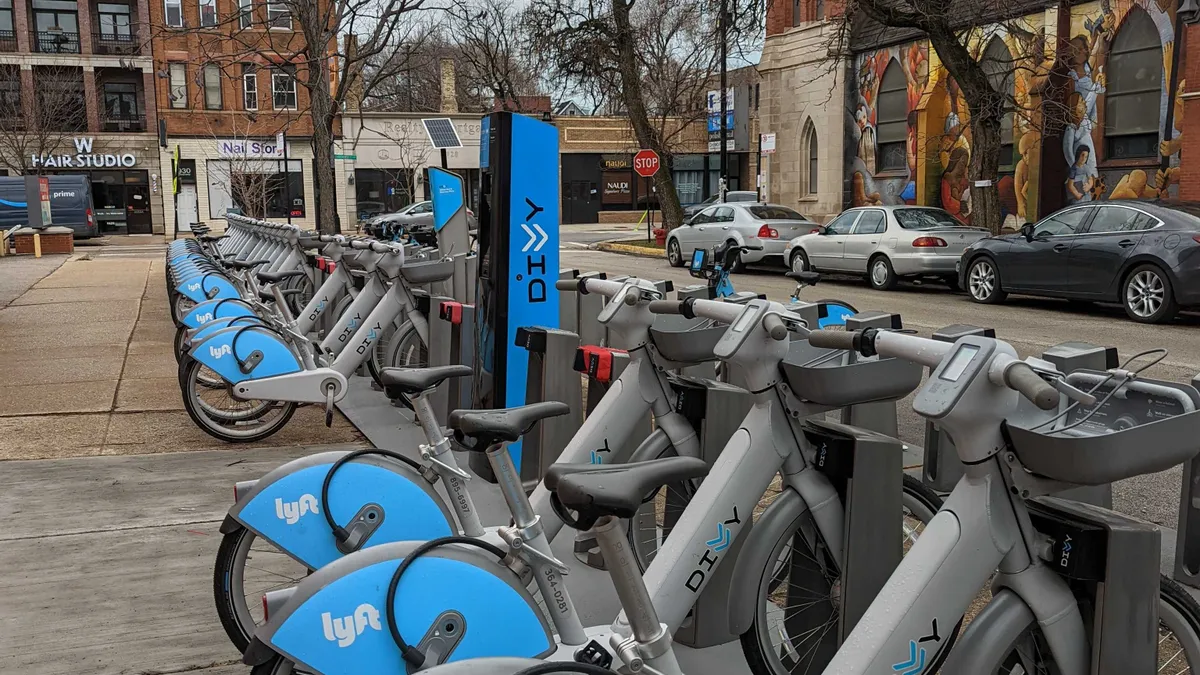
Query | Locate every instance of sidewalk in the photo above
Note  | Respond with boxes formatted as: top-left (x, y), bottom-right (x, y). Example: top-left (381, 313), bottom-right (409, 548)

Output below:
top-left (0, 256), bottom-right (362, 460)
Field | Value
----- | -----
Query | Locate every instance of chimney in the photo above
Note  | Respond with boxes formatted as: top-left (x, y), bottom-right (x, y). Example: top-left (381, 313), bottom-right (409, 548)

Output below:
top-left (440, 59), bottom-right (458, 114)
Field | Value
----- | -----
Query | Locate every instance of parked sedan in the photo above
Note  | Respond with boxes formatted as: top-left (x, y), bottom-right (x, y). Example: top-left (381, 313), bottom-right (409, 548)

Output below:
top-left (666, 203), bottom-right (815, 270)
top-left (785, 206), bottom-right (987, 290)
top-left (959, 200), bottom-right (1200, 323)
top-left (682, 190), bottom-right (758, 221)
top-left (366, 200), bottom-right (435, 236)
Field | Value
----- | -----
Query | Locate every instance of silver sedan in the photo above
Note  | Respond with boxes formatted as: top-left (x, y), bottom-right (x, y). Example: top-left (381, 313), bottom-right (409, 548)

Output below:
top-left (666, 203), bottom-right (816, 271)
top-left (784, 206), bottom-right (987, 291)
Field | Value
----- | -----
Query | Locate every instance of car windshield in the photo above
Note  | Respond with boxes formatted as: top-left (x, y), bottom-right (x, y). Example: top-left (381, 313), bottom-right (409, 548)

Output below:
top-left (894, 208), bottom-right (961, 230)
top-left (747, 205), bottom-right (805, 220)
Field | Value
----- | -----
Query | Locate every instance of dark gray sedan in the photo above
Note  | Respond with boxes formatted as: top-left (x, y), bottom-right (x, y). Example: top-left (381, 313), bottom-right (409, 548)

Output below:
top-left (959, 200), bottom-right (1200, 323)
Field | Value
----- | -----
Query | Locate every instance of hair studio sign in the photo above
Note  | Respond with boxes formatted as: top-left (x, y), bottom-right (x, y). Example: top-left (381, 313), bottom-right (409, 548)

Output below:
top-left (31, 137), bottom-right (138, 169)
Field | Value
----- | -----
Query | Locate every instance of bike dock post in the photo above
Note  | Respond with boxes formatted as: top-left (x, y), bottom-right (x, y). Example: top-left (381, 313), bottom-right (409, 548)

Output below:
top-left (922, 325), bottom-right (995, 492)
top-left (559, 269), bottom-right (580, 335)
top-left (423, 293), bottom-right (456, 424)
top-left (670, 375), bottom-right (755, 648)
top-left (517, 326), bottom-right (584, 488)
top-left (1175, 372), bottom-right (1200, 589)
top-left (840, 312), bottom-right (904, 438)
top-left (1040, 342), bottom-right (1119, 509)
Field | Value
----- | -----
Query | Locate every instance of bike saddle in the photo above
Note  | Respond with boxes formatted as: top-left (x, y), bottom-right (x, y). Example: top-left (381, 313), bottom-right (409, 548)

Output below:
top-left (380, 365), bottom-right (472, 396)
top-left (225, 259), bottom-right (271, 269)
top-left (548, 457), bottom-right (709, 528)
top-left (198, 234), bottom-right (225, 243)
top-left (255, 269), bottom-right (307, 283)
top-left (786, 270), bottom-right (822, 285)
top-left (448, 401), bottom-right (570, 447)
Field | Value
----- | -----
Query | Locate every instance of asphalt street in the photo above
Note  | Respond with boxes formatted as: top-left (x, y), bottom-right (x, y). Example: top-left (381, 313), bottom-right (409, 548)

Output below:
top-left (561, 248), bottom-right (1200, 531)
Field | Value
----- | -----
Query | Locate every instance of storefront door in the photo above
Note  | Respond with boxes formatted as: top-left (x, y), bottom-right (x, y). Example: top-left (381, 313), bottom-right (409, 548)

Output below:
top-left (176, 184), bottom-right (198, 232)
top-left (126, 184), bottom-right (152, 233)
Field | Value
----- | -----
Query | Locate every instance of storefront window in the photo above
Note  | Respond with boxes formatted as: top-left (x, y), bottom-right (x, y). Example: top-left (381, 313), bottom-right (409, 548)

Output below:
top-left (355, 168), bottom-right (415, 214)
top-left (207, 159), bottom-right (304, 220)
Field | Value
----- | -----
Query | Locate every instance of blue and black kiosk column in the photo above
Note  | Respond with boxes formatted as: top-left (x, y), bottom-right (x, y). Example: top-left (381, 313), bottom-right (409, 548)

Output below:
top-left (470, 111), bottom-right (560, 483)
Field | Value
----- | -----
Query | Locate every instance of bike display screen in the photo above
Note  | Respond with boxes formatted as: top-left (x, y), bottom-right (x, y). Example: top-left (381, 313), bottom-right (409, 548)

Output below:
top-left (940, 344), bottom-right (979, 382)
top-left (691, 249), bottom-right (706, 271)
top-left (730, 306), bottom-right (757, 333)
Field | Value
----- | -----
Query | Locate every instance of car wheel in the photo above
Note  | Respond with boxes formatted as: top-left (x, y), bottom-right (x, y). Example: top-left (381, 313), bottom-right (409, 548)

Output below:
top-left (790, 249), bottom-right (810, 274)
top-left (868, 255), bottom-right (898, 291)
top-left (966, 256), bottom-right (1007, 304)
top-left (726, 241), bottom-right (745, 273)
top-left (667, 239), bottom-right (683, 267)
top-left (1123, 264), bottom-right (1178, 324)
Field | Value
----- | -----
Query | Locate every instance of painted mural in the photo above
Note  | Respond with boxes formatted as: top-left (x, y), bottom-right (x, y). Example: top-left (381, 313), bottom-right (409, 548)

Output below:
top-left (849, 43), bottom-right (929, 208)
top-left (1064, 0), bottom-right (1181, 205)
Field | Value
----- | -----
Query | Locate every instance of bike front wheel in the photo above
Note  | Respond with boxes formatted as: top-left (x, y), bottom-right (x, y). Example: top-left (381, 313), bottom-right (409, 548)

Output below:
top-left (740, 474), bottom-right (955, 675)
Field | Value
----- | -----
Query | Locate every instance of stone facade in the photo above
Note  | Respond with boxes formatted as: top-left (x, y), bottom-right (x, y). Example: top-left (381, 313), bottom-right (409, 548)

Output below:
top-left (758, 21), bottom-right (847, 223)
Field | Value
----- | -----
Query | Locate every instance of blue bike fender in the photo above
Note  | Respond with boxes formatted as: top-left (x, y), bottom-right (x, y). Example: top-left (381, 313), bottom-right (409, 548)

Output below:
top-left (262, 544), bottom-right (554, 674)
top-left (181, 298), bottom-right (256, 329)
top-left (228, 452), bottom-right (456, 570)
top-left (187, 326), bottom-right (302, 385)
top-left (188, 315), bottom-right (264, 344)
top-left (177, 274), bottom-right (238, 303)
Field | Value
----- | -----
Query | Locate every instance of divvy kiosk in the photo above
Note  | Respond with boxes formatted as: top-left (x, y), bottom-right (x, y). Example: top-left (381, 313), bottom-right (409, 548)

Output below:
top-left (471, 111), bottom-right (560, 482)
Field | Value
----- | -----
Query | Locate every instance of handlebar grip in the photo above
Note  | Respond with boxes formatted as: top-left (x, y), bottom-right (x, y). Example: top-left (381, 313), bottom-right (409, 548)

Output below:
top-left (370, 242), bottom-right (394, 254)
top-left (1006, 363), bottom-right (1059, 411)
top-left (763, 313), bottom-right (787, 341)
top-left (623, 291), bottom-right (639, 306)
top-left (556, 279), bottom-right (579, 291)
top-left (807, 330), bottom-right (857, 350)
top-left (349, 239), bottom-right (371, 250)
top-left (648, 300), bottom-right (683, 315)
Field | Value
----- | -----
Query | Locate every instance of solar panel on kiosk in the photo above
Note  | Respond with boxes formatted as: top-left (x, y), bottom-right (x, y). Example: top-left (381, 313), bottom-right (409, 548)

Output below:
top-left (422, 118), bottom-right (463, 149)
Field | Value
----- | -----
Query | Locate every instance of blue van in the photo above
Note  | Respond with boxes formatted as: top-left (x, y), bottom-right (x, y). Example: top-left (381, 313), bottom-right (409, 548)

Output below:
top-left (0, 175), bottom-right (98, 238)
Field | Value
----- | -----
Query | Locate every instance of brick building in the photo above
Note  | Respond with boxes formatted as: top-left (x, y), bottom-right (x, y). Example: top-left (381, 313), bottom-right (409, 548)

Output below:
top-left (150, 0), bottom-right (342, 235)
top-left (0, 0), bottom-right (165, 234)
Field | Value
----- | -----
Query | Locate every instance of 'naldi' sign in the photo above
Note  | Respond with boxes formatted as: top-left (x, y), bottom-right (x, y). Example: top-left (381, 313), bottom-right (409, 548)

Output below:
top-left (31, 137), bottom-right (137, 169)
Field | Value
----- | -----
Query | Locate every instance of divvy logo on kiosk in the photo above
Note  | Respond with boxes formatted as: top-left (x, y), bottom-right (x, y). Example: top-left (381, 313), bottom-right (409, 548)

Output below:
top-left (321, 603), bottom-right (382, 647)
top-left (275, 494), bottom-right (320, 524)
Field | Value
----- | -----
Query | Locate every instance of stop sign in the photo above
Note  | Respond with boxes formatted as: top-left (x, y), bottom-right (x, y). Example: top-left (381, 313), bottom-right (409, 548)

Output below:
top-left (634, 149), bottom-right (660, 178)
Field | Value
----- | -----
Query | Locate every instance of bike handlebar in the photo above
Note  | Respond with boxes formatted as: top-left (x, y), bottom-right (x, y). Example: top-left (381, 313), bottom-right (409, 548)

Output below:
top-left (807, 330), bottom-right (856, 350)
top-left (1004, 361), bottom-right (1060, 411)
top-left (554, 274), bottom-right (624, 298)
top-left (648, 300), bottom-right (681, 315)
top-left (762, 313), bottom-right (788, 341)
top-left (648, 297), bottom-right (743, 325)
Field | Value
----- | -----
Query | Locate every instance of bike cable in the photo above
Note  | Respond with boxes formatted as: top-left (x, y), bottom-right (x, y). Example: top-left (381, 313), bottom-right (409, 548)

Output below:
top-left (320, 448), bottom-right (423, 545)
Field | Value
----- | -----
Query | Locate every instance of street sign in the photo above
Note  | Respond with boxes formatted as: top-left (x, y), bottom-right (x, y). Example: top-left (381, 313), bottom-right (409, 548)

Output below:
top-left (761, 133), bottom-right (776, 154)
top-left (634, 149), bottom-right (660, 178)
top-left (334, 153), bottom-right (356, 160)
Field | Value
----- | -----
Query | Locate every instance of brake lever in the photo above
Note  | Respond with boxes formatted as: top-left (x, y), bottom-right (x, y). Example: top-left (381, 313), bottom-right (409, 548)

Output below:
top-left (1050, 378), bottom-right (1098, 407)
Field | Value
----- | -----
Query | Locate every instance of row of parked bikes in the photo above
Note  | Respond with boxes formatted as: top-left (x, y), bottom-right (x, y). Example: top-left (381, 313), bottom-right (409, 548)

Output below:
top-left (166, 214), bottom-right (1200, 675)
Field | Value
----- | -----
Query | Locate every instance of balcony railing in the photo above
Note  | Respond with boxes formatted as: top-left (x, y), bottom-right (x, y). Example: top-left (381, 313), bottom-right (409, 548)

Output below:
top-left (31, 30), bottom-right (81, 54)
top-left (0, 30), bottom-right (17, 52)
top-left (102, 113), bottom-right (146, 132)
top-left (93, 31), bottom-right (140, 55)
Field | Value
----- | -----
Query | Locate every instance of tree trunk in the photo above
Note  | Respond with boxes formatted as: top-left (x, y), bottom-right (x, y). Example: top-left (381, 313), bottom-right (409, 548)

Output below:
top-left (610, 0), bottom-right (686, 231)
top-left (967, 115), bottom-right (1003, 235)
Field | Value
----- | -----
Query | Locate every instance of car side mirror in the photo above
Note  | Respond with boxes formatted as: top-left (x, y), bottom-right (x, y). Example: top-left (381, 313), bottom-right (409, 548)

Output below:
top-left (811, 226), bottom-right (827, 235)
top-left (1021, 223), bottom-right (1034, 242)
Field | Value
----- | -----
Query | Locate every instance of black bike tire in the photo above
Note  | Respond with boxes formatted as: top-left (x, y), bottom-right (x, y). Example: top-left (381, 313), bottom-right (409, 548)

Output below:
top-left (740, 474), bottom-right (957, 675)
top-left (624, 442), bottom-right (697, 573)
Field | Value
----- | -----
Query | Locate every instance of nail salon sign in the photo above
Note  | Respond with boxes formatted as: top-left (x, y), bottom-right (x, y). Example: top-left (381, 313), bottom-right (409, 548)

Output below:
top-left (217, 139), bottom-right (290, 159)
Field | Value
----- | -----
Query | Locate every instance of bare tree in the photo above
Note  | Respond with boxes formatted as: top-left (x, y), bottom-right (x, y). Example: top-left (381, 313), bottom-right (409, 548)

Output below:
top-left (0, 66), bottom-right (89, 175)
top-left (525, 0), bottom-right (754, 230)
top-left (195, 114), bottom-right (279, 219)
top-left (445, 0), bottom-right (542, 111)
top-left (828, 0), bottom-right (1069, 234)
top-left (347, 114), bottom-right (433, 206)
top-left (159, 0), bottom-right (436, 232)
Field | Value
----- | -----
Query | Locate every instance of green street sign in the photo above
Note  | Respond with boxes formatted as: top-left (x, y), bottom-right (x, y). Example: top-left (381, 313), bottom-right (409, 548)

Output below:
top-left (334, 154), bottom-right (357, 160)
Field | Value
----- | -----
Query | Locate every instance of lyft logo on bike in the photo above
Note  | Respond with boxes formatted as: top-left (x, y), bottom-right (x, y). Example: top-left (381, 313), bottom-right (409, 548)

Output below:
top-left (321, 603), bottom-right (381, 647)
top-left (194, 312), bottom-right (214, 324)
top-left (187, 282), bottom-right (201, 293)
top-left (209, 344), bottom-right (232, 359)
top-left (275, 494), bottom-right (320, 524)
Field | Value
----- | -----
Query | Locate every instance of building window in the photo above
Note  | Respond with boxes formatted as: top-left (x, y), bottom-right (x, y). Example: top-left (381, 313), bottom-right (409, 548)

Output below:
top-left (32, 0), bottom-right (80, 53)
top-left (0, 66), bottom-right (20, 129)
top-left (875, 59), bottom-right (908, 172)
top-left (199, 0), bottom-right (216, 26)
top-left (792, 0), bottom-right (800, 26)
top-left (982, 37), bottom-right (1015, 169)
top-left (754, 83), bottom-right (760, 111)
top-left (35, 67), bottom-right (85, 131)
top-left (237, 0), bottom-right (252, 28)
top-left (272, 66), bottom-right (296, 109)
top-left (103, 82), bottom-right (137, 117)
top-left (168, 62), bottom-right (187, 108)
top-left (266, 0), bottom-right (290, 29)
top-left (815, 0), bottom-right (824, 19)
top-left (242, 65), bottom-right (258, 110)
top-left (207, 159), bottom-right (305, 220)
top-left (97, 3), bottom-right (131, 40)
top-left (203, 64), bottom-right (222, 109)
top-left (1105, 8), bottom-right (1162, 160)
top-left (2, 0), bottom-right (17, 49)
top-left (163, 0), bottom-right (182, 27)
top-left (807, 126), bottom-right (819, 195)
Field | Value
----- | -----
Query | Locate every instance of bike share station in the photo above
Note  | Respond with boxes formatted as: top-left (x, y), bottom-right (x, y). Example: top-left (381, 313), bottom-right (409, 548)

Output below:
top-left (317, 111), bottom-right (1200, 674)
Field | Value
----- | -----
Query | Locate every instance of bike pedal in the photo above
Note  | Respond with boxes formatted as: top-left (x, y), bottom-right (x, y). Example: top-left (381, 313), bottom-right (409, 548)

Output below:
top-left (574, 640), bottom-right (613, 669)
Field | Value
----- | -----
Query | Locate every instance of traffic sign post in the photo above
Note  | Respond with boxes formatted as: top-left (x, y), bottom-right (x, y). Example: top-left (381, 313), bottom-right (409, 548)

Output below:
top-left (634, 149), bottom-right (660, 242)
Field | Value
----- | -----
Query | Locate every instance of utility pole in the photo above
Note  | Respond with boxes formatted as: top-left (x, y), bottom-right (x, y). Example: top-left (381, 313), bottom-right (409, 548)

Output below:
top-left (719, 0), bottom-right (728, 201)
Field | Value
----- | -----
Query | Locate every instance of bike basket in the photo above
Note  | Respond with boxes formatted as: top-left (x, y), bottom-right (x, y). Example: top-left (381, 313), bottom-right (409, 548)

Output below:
top-left (399, 258), bottom-right (455, 284)
top-left (780, 339), bottom-right (923, 406)
top-left (648, 314), bottom-right (726, 365)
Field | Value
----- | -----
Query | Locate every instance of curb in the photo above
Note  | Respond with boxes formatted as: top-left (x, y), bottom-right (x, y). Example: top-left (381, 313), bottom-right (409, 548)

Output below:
top-left (591, 240), bottom-right (666, 259)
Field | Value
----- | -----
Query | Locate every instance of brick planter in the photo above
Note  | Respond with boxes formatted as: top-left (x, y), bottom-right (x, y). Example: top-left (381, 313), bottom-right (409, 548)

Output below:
top-left (11, 227), bottom-right (74, 255)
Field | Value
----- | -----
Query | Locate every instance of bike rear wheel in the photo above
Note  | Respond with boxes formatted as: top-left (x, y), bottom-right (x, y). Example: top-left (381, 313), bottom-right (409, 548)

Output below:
top-left (181, 358), bottom-right (297, 443)
top-left (214, 525), bottom-right (312, 653)
top-left (740, 474), bottom-right (955, 675)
